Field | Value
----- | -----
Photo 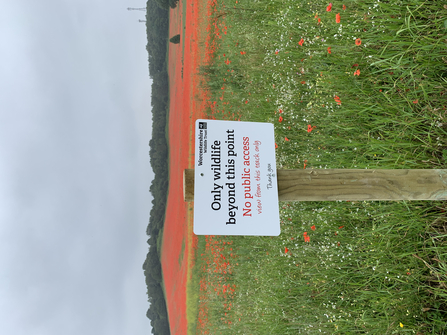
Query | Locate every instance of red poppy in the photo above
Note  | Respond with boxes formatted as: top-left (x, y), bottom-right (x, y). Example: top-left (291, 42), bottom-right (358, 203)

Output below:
top-left (240, 51), bottom-right (246, 55)
top-left (343, 4), bottom-right (346, 10)
top-left (298, 38), bottom-right (304, 46)
top-left (275, 143), bottom-right (278, 149)
top-left (334, 95), bottom-right (341, 105)
top-left (278, 109), bottom-right (283, 113)
top-left (336, 13), bottom-right (341, 23)
top-left (413, 99), bottom-right (418, 104)
top-left (339, 225), bottom-right (344, 229)
top-left (311, 225), bottom-right (316, 231)
top-left (327, 47), bottom-right (331, 54)
top-left (285, 137), bottom-right (289, 141)
top-left (284, 247), bottom-right (289, 253)
top-left (275, 49), bottom-right (279, 54)
top-left (355, 38), bottom-right (362, 45)
top-left (318, 18), bottom-right (321, 24)
top-left (326, 3), bottom-right (332, 11)
top-left (301, 81), bottom-right (306, 84)
top-left (303, 232), bottom-right (310, 242)
top-left (307, 124), bottom-right (316, 132)
top-left (354, 69), bottom-right (360, 76)
top-left (278, 116), bottom-right (283, 122)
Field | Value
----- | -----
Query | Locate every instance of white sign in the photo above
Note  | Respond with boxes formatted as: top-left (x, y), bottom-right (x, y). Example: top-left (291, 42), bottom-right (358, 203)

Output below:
top-left (194, 119), bottom-right (280, 236)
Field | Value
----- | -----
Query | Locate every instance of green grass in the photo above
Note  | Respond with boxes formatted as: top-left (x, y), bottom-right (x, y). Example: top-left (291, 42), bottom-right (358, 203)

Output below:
top-left (187, 234), bottom-right (207, 335)
top-left (189, 0), bottom-right (447, 333)
top-left (179, 238), bottom-right (186, 267)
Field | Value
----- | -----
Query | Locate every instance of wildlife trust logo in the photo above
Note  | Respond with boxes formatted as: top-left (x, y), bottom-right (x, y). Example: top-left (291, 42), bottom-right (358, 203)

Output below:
top-left (197, 122), bottom-right (208, 166)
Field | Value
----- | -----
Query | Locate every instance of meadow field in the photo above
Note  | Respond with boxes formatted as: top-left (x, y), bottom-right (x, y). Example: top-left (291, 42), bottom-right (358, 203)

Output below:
top-left (186, 0), bottom-right (447, 334)
top-left (161, 0), bottom-right (206, 333)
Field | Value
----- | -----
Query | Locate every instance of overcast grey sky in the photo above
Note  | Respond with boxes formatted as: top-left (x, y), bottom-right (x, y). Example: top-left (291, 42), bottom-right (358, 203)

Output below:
top-left (0, 1), bottom-right (153, 334)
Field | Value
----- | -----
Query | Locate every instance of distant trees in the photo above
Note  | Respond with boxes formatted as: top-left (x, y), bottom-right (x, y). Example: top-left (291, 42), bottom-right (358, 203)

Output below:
top-left (169, 34), bottom-right (180, 44)
top-left (153, 0), bottom-right (179, 9)
top-left (143, 1), bottom-right (172, 334)
top-left (146, 0), bottom-right (169, 76)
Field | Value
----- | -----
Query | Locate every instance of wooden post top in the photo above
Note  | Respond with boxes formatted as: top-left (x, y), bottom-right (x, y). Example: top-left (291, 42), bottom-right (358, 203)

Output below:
top-left (183, 168), bottom-right (195, 202)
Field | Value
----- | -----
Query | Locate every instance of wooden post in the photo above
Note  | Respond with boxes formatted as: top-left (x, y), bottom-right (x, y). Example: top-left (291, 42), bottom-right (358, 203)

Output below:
top-left (184, 169), bottom-right (447, 202)
top-left (183, 168), bottom-right (195, 202)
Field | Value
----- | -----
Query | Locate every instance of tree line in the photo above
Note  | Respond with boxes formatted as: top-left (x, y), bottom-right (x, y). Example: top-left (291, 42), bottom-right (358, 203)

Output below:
top-left (142, 0), bottom-right (178, 334)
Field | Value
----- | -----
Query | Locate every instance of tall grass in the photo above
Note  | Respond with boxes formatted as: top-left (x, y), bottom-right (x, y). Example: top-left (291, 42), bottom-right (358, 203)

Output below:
top-left (190, 0), bottom-right (447, 333)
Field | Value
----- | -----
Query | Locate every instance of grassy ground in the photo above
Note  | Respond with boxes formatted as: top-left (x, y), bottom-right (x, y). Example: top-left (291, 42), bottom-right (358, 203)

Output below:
top-left (190, 0), bottom-right (447, 333)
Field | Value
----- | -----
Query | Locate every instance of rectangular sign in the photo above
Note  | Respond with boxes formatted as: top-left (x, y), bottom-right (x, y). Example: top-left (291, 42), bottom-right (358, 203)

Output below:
top-left (194, 119), bottom-right (280, 236)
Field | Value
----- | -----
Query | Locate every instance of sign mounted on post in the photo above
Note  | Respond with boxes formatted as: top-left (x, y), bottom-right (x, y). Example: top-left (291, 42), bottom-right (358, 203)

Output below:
top-left (194, 119), bottom-right (280, 236)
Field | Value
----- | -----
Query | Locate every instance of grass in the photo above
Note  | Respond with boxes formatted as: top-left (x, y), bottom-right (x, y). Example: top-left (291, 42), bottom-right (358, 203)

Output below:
top-left (187, 234), bottom-right (204, 335)
top-left (179, 238), bottom-right (186, 267)
top-left (200, 203), bottom-right (447, 334)
top-left (187, 0), bottom-right (447, 333)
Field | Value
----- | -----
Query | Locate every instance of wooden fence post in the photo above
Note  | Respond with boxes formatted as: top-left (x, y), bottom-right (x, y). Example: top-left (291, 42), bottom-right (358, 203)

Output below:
top-left (184, 169), bottom-right (447, 202)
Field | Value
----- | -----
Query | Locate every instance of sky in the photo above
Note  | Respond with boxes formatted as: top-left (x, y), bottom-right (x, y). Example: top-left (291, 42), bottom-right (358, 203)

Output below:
top-left (0, 1), bottom-right (154, 334)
